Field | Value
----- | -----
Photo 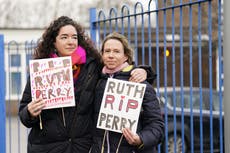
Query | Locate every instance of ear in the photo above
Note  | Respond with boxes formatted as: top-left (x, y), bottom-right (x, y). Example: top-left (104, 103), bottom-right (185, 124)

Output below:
top-left (54, 42), bottom-right (56, 48)
top-left (124, 55), bottom-right (128, 62)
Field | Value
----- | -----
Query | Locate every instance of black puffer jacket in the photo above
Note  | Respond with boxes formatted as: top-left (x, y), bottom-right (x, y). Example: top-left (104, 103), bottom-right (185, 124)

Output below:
top-left (91, 67), bottom-right (164, 153)
top-left (19, 57), bottom-right (101, 153)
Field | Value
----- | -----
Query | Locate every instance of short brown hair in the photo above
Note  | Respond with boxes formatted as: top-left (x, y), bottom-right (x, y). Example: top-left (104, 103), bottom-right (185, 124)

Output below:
top-left (100, 32), bottom-right (134, 64)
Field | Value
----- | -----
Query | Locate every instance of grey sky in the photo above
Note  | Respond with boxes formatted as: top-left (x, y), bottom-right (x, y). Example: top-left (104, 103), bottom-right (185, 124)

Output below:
top-left (0, 0), bottom-right (150, 28)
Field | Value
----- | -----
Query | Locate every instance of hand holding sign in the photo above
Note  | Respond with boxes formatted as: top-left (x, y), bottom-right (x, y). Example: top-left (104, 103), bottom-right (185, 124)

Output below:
top-left (122, 128), bottom-right (142, 146)
top-left (28, 98), bottom-right (46, 117)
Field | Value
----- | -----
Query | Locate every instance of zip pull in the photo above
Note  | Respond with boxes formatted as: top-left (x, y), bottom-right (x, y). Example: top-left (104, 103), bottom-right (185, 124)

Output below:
top-left (101, 130), bottom-right (108, 153)
top-left (62, 108), bottom-right (66, 127)
top-left (39, 114), bottom-right (43, 130)
top-left (115, 134), bottom-right (123, 153)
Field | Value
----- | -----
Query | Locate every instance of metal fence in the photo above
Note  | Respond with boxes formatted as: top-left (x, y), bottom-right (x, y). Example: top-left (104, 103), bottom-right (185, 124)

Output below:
top-left (3, 40), bottom-right (34, 153)
top-left (0, 0), bottom-right (224, 153)
top-left (90, 0), bottom-right (223, 153)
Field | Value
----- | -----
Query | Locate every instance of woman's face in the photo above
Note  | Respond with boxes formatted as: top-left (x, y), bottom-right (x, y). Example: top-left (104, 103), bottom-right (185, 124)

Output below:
top-left (102, 39), bottom-right (128, 70)
top-left (54, 25), bottom-right (78, 57)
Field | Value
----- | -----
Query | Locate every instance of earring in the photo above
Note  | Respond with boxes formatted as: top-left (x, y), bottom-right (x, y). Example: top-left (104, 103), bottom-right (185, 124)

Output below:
top-left (54, 48), bottom-right (58, 54)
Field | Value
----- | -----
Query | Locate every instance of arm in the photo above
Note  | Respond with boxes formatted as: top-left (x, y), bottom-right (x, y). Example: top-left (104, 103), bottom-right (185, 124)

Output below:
top-left (19, 77), bottom-right (45, 128)
top-left (122, 83), bottom-right (164, 149)
top-left (136, 83), bottom-right (164, 149)
top-left (137, 65), bottom-right (156, 84)
top-left (130, 65), bottom-right (156, 84)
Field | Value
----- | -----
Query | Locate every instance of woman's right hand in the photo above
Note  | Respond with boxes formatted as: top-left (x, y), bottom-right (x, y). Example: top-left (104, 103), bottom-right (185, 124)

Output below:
top-left (27, 98), bottom-right (46, 117)
top-left (122, 128), bottom-right (142, 146)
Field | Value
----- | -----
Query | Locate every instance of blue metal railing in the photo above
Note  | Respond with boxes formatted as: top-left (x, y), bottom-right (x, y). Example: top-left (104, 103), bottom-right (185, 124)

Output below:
top-left (0, 34), bottom-right (6, 153)
top-left (89, 0), bottom-right (224, 153)
top-left (1, 0), bottom-right (224, 153)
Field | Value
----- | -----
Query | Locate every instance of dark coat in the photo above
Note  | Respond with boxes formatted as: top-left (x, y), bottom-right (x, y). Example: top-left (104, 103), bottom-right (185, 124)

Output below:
top-left (19, 57), bottom-right (101, 153)
top-left (91, 67), bottom-right (165, 153)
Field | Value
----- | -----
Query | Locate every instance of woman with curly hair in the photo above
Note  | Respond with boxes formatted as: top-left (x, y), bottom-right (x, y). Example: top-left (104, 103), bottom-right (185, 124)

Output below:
top-left (19, 16), bottom-right (150, 153)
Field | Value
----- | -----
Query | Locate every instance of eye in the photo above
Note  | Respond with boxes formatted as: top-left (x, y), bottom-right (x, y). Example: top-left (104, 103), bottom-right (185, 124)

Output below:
top-left (60, 36), bottom-right (67, 40)
top-left (104, 49), bottom-right (110, 53)
top-left (72, 36), bottom-right (78, 40)
top-left (114, 50), bottom-right (120, 53)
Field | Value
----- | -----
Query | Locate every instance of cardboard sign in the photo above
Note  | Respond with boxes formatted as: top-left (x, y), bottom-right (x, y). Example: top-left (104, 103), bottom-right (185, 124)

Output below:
top-left (29, 56), bottom-right (75, 109)
top-left (97, 78), bottom-right (146, 133)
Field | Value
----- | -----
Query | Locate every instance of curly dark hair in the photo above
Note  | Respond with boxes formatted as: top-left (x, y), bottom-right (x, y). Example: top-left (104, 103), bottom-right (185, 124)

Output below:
top-left (34, 16), bottom-right (101, 61)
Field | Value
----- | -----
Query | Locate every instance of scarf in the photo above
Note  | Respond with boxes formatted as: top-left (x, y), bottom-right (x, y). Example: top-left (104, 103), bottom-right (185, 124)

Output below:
top-left (50, 45), bottom-right (86, 82)
top-left (102, 62), bottom-right (129, 75)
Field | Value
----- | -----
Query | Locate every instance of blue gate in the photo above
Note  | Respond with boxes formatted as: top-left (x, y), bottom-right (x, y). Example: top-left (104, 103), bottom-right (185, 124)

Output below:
top-left (90, 0), bottom-right (224, 153)
top-left (3, 40), bottom-right (35, 153)
top-left (0, 0), bottom-right (224, 153)
top-left (0, 35), bottom-right (6, 153)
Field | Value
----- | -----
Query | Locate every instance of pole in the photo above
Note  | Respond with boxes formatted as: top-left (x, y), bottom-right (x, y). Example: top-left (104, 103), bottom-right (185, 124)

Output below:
top-left (0, 35), bottom-right (6, 153)
top-left (223, 0), bottom-right (230, 152)
top-left (90, 8), bottom-right (97, 45)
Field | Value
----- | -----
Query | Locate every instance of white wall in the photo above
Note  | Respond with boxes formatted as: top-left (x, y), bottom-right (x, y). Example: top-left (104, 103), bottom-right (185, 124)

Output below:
top-left (0, 29), bottom-right (43, 43)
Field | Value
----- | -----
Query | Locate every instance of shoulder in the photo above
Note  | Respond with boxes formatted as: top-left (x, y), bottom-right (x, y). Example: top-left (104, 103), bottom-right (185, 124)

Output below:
top-left (85, 57), bottom-right (102, 71)
top-left (115, 65), bottom-right (134, 78)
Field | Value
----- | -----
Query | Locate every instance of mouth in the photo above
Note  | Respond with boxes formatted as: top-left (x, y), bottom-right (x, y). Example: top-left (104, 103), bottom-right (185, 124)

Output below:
top-left (106, 61), bottom-right (115, 64)
top-left (66, 47), bottom-right (75, 50)
top-left (65, 48), bottom-right (76, 52)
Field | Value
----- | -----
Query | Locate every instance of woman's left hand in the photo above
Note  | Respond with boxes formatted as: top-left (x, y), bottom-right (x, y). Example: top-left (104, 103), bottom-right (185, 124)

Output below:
top-left (122, 128), bottom-right (142, 146)
top-left (129, 68), bottom-right (147, 83)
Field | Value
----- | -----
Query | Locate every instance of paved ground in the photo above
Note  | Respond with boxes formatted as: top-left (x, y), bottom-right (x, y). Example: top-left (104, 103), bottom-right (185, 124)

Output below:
top-left (6, 116), bottom-right (28, 153)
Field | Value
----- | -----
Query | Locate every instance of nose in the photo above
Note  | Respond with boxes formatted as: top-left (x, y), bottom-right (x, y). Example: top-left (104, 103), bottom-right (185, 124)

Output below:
top-left (108, 51), bottom-right (115, 57)
top-left (67, 38), bottom-right (76, 44)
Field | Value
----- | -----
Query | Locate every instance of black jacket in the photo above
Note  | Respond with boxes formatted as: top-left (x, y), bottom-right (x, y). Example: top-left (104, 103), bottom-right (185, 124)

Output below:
top-left (19, 57), bottom-right (101, 153)
top-left (91, 67), bottom-right (164, 153)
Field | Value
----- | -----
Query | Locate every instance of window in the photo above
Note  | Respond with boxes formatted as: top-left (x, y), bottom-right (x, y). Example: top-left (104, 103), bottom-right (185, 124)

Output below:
top-left (5, 42), bottom-right (33, 100)
top-left (10, 54), bottom-right (21, 67)
top-left (10, 72), bottom-right (21, 95)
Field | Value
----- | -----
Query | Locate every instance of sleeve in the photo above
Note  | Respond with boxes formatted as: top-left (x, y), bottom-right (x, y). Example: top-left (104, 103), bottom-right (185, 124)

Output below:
top-left (18, 77), bottom-right (39, 128)
top-left (136, 65), bottom-right (157, 85)
top-left (137, 83), bottom-right (165, 149)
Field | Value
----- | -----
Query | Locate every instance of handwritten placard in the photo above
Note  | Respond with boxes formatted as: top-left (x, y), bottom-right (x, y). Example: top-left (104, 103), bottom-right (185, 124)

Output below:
top-left (29, 56), bottom-right (75, 109)
top-left (97, 78), bottom-right (146, 133)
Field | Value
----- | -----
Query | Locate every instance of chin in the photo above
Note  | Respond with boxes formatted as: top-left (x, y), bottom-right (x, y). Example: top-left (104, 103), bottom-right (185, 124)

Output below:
top-left (62, 54), bottom-right (71, 57)
top-left (107, 67), bottom-right (116, 70)
top-left (64, 52), bottom-right (74, 56)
